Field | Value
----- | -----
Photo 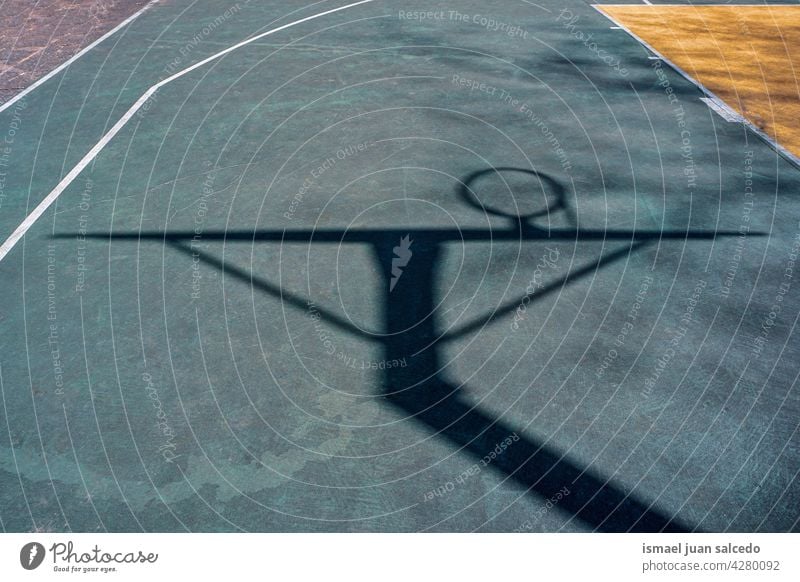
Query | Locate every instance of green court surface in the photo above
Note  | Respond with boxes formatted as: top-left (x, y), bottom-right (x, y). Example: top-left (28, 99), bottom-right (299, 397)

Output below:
top-left (0, 0), bottom-right (798, 532)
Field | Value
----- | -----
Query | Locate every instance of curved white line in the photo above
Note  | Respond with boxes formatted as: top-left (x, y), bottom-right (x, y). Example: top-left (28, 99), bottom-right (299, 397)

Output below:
top-left (0, 0), bottom-right (376, 262)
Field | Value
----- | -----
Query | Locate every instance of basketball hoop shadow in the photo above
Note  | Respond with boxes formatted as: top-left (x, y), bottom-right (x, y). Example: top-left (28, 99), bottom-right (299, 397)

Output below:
top-left (71, 167), bottom-right (752, 531)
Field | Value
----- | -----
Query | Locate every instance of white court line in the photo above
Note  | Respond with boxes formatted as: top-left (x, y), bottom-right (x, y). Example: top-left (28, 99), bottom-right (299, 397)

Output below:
top-left (0, 0), bottom-right (376, 262)
top-left (0, 0), bottom-right (160, 115)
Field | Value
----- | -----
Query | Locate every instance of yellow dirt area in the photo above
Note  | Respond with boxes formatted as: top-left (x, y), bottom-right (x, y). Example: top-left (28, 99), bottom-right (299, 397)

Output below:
top-left (598, 5), bottom-right (800, 159)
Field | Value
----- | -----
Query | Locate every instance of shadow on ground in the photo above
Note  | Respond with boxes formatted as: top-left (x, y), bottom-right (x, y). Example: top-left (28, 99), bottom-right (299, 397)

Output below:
top-left (58, 167), bottom-right (755, 531)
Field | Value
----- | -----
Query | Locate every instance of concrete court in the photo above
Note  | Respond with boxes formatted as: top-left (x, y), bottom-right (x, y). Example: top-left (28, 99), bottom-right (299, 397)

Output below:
top-left (0, 0), bottom-right (798, 532)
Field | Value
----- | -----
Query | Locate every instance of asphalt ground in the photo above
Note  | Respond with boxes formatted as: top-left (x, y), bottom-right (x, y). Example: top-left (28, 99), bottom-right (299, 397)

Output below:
top-left (0, 0), bottom-right (798, 532)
